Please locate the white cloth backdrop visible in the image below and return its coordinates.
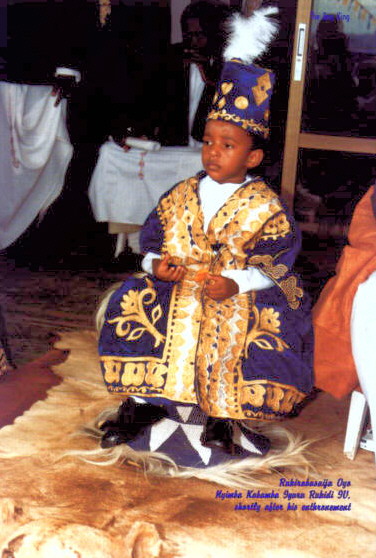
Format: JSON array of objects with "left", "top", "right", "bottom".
[
  {"left": 88, "top": 140, "right": 202, "bottom": 227},
  {"left": 0, "top": 82, "right": 73, "bottom": 249}
]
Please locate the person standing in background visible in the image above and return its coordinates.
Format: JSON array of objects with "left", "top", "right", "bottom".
[
  {"left": 157, "top": 0, "right": 233, "bottom": 147},
  {"left": 4, "top": 0, "right": 170, "bottom": 271}
]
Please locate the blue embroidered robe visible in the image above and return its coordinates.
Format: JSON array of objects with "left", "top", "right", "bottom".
[{"left": 99, "top": 174, "right": 314, "bottom": 420}]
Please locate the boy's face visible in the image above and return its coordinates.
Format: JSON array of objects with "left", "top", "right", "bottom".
[{"left": 202, "top": 120, "right": 264, "bottom": 184}]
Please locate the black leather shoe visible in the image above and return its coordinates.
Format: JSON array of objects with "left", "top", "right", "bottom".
[
  {"left": 200, "top": 417, "right": 243, "bottom": 456},
  {"left": 100, "top": 399, "right": 168, "bottom": 448},
  {"left": 100, "top": 427, "right": 132, "bottom": 448},
  {"left": 237, "top": 422, "right": 271, "bottom": 455}
]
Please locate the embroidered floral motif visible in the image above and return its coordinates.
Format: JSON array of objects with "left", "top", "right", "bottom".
[
  {"left": 104, "top": 360, "right": 169, "bottom": 391},
  {"left": 266, "top": 385, "right": 285, "bottom": 411},
  {"left": 207, "top": 108, "right": 269, "bottom": 137},
  {"left": 121, "top": 362, "right": 145, "bottom": 387},
  {"left": 241, "top": 383, "right": 266, "bottom": 407},
  {"left": 240, "top": 382, "right": 306, "bottom": 414},
  {"left": 103, "top": 360, "right": 122, "bottom": 384},
  {"left": 261, "top": 213, "right": 291, "bottom": 241},
  {"left": 247, "top": 254, "right": 288, "bottom": 281},
  {"left": 145, "top": 363, "right": 168, "bottom": 388},
  {"left": 245, "top": 305, "right": 289, "bottom": 355},
  {"left": 108, "top": 278, "right": 165, "bottom": 348},
  {"left": 279, "top": 276, "right": 304, "bottom": 310}
]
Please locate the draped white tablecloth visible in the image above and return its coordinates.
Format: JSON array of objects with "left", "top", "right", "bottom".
[
  {"left": 88, "top": 140, "right": 203, "bottom": 227},
  {"left": 0, "top": 82, "right": 73, "bottom": 249}
]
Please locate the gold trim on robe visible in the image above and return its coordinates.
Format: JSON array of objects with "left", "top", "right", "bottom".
[{"left": 100, "top": 177, "right": 310, "bottom": 419}]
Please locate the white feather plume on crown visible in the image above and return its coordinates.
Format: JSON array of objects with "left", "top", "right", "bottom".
[{"left": 223, "top": 6, "right": 279, "bottom": 64}]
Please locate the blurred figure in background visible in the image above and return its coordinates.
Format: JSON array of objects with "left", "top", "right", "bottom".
[
  {"left": 304, "top": 15, "right": 357, "bottom": 134},
  {"left": 153, "top": 0, "right": 233, "bottom": 147}
]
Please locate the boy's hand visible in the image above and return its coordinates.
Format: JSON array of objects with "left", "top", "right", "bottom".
[
  {"left": 153, "top": 254, "right": 186, "bottom": 282},
  {"left": 204, "top": 274, "right": 239, "bottom": 301}
]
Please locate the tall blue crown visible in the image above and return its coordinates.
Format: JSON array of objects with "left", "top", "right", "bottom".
[{"left": 207, "top": 7, "right": 278, "bottom": 138}]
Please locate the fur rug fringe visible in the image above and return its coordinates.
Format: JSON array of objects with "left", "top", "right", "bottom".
[
  {"left": 63, "top": 409, "right": 317, "bottom": 490},
  {"left": 95, "top": 282, "right": 122, "bottom": 332}
]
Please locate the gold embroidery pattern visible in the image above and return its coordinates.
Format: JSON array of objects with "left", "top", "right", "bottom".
[
  {"left": 157, "top": 177, "right": 213, "bottom": 266},
  {"left": 108, "top": 277, "right": 165, "bottom": 348},
  {"left": 102, "top": 178, "right": 307, "bottom": 417},
  {"left": 102, "top": 281, "right": 201, "bottom": 402},
  {"left": 234, "top": 96, "right": 249, "bottom": 109},
  {"left": 103, "top": 360, "right": 122, "bottom": 385},
  {"left": 218, "top": 97, "right": 226, "bottom": 109},
  {"left": 261, "top": 213, "right": 291, "bottom": 242},
  {"left": 240, "top": 381, "right": 306, "bottom": 417},
  {"left": 207, "top": 109, "right": 269, "bottom": 138},
  {"left": 246, "top": 253, "right": 303, "bottom": 310},
  {"left": 195, "top": 293, "right": 249, "bottom": 418},
  {"left": 105, "top": 361, "right": 168, "bottom": 394},
  {"left": 279, "top": 276, "right": 304, "bottom": 310},
  {"left": 208, "top": 65, "right": 272, "bottom": 139},
  {"left": 245, "top": 304, "right": 289, "bottom": 356},
  {"left": 193, "top": 180, "right": 296, "bottom": 418},
  {"left": 207, "top": 182, "right": 281, "bottom": 261},
  {"left": 247, "top": 254, "right": 288, "bottom": 281},
  {"left": 252, "top": 72, "right": 272, "bottom": 106},
  {"left": 122, "top": 362, "right": 147, "bottom": 387},
  {"left": 102, "top": 179, "right": 214, "bottom": 401},
  {"left": 161, "top": 278, "right": 202, "bottom": 403},
  {"left": 221, "top": 82, "right": 234, "bottom": 95}
]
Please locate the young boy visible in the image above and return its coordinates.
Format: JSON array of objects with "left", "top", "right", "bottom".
[{"left": 98, "top": 7, "right": 314, "bottom": 468}]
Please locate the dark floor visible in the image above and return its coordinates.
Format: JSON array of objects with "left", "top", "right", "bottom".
[{"left": 0, "top": 251, "right": 125, "bottom": 367}]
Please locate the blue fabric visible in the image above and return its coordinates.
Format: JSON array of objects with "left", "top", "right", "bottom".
[
  {"left": 207, "top": 59, "right": 275, "bottom": 137},
  {"left": 127, "top": 401, "right": 269, "bottom": 468},
  {"left": 99, "top": 174, "right": 314, "bottom": 420}
]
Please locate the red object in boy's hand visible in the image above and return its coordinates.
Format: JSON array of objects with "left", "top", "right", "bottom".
[{"left": 194, "top": 269, "right": 209, "bottom": 282}]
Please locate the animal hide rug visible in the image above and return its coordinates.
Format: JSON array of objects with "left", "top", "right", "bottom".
[{"left": 0, "top": 330, "right": 375, "bottom": 557}]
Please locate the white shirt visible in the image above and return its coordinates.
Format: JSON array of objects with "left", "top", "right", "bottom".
[
  {"left": 142, "top": 174, "right": 274, "bottom": 293},
  {"left": 188, "top": 64, "right": 205, "bottom": 148}
]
